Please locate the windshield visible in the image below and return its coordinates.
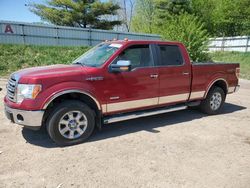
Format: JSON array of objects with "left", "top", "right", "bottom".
[{"left": 73, "top": 43, "right": 122, "bottom": 67}]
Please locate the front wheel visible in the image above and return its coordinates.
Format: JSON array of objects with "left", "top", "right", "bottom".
[
  {"left": 200, "top": 87, "right": 226, "bottom": 115},
  {"left": 46, "top": 100, "right": 95, "bottom": 146}
]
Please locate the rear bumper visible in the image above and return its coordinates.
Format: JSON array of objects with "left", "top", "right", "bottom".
[
  {"left": 4, "top": 105, "right": 44, "bottom": 130},
  {"left": 228, "top": 85, "right": 240, "bottom": 94}
]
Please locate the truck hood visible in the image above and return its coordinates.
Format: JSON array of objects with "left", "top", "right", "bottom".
[{"left": 14, "top": 64, "right": 85, "bottom": 84}]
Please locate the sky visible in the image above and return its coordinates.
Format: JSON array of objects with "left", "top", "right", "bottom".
[
  {"left": 0, "top": 0, "right": 44, "bottom": 23},
  {"left": 0, "top": 0, "right": 123, "bottom": 31},
  {"left": 0, "top": 0, "right": 108, "bottom": 23}
]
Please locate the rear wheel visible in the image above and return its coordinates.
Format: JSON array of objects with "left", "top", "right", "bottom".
[
  {"left": 46, "top": 100, "right": 95, "bottom": 146},
  {"left": 200, "top": 87, "right": 226, "bottom": 115}
]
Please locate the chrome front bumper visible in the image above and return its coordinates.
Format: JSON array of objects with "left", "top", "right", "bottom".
[{"left": 4, "top": 105, "right": 44, "bottom": 130}]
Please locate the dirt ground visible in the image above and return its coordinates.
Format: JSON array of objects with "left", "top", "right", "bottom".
[{"left": 0, "top": 78, "right": 250, "bottom": 188}]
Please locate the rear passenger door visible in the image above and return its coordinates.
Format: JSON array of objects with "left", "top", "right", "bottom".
[{"left": 156, "top": 44, "right": 191, "bottom": 105}]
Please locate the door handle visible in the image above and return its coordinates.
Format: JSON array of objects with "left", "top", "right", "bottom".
[
  {"left": 150, "top": 74, "right": 158, "bottom": 78},
  {"left": 182, "top": 72, "right": 190, "bottom": 75}
]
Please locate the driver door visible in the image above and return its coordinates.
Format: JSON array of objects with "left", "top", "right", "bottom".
[{"left": 103, "top": 44, "right": 159, "bottom": 114}]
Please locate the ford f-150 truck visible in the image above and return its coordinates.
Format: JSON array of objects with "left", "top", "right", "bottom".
[{"left": 4, "top": 40, "right": 240, "bottom": 146}]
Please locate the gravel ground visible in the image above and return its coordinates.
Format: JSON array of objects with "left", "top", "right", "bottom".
[{"left": 0, "top": 79, "right": 250, "bottom": 188}]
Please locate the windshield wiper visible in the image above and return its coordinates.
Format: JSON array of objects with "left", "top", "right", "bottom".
[
  {"left": 74, "top": 61, "right": 98, "bottom": 67},
  {"left": 74, "top": 61, "right": 85, "bottom": 66}
]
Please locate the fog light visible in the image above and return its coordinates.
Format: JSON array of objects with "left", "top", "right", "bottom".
[{"left": 17, "top": 114, "right": 24, "bottom": 121}]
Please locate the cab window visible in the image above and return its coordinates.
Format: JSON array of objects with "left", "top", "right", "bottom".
[
  {"left": 158, "top": 45, "right": 184, "bottom": 66},
  {"left": 113, "top": 45, "right": 154, "bottom": 69}
]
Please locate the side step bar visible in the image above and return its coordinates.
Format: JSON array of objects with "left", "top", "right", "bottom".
[{"left": 103, "top": 105, "right": 188, "bottom": 124}]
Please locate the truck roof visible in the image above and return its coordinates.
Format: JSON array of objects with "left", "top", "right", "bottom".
[{"left": 106, "top": 40, "right": 184, "bottom": 46}]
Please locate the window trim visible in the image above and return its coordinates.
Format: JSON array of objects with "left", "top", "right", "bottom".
[
  {"left": 108, "top": 44, "right": 156, "bottom": 72},
  {"left": 155, "top": 44, "right": 185, "bottom": 67}
]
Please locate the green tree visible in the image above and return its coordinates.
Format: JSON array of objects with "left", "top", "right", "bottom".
[
  {"left": 213, "top": 0, "right": 250, "bottom": 36},
  {"left": 131, "top": 0, "right": 210, "bottom": 61},
  {"left": 156, "top": 14, "right": 210, "bottom": 61},
  {"left": 131, "top": 0, "right": 156, "bottom": 33},
  {"left": 169, "top": 0, "right": 192, "bottom": 14},
  {"left": 191, "top": 0, "right": 216, "bottom": 35},
  {"left": 239, "top": 0, "right": 250, "bottom": 35},
  {"left": 29, "top": 0, "right": 121, "bottom": 30},
  {"left": 154, "top": 0, "right": 192, "bottom": 27},
  {"left": 192, "top": 0, "right": 250, "bottom": 36}
]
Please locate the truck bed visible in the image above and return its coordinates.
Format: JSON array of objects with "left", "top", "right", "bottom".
[{"left": 191, "top": 62, "right": 240, "bottom": 94}]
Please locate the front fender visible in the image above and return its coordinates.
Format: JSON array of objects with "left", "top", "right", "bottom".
[{"left": 39, "top": 81, "right": 102, "bottom": 110}]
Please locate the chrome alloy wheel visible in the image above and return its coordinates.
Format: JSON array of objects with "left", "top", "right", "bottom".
[
  {"left": 58, "top": 111, "right": 88, "bottom": 139},
  {"left": 210, "top": 92, "right": 222, "bottom": 111}
]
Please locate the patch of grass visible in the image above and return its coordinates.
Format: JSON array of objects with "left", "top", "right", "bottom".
[
  {"left": 211, "top": 51, "right": 250, "bottom": 80},
  {"left": 0, "top": 44, "right": 90, "bottom": 77}
]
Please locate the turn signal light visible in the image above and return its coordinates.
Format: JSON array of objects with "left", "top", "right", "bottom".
[
  {"left": 120, "top": 67, "right": 129, "bottom": 71},
  {"left": 32, "top": 85, "right": 42, "bottom": 98}
]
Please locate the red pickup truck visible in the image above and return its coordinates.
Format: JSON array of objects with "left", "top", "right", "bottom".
[{"left": 4, "top": 40, "right": 240, "bottom": 146}]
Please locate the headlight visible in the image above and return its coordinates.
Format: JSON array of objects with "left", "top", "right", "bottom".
[{"left": 17, "top": 84, "right": 42, "bottom": 103}]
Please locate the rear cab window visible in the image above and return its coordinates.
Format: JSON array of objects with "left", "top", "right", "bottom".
[{"left": 158, "top": 45, "right": 184, "bottom": 66}]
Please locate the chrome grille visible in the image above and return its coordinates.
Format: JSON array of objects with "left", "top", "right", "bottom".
[{"left": 7, "top": 76, "right": 17, "bottom": 102}]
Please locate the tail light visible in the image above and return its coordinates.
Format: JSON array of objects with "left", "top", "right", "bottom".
[{"left": 236, "top": 68, "right": 240, "bottom": 79}]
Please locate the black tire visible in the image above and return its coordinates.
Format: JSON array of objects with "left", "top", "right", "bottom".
[
  {"left": 46, "top": 100, "right": 95, "bottom": 146},
  {"left": 200, "top": 87, "right": 226, "bottom": 115}
]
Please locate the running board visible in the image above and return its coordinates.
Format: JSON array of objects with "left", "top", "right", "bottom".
[{"left": 103, "top": 105, "right": 188, "bottom": 124}]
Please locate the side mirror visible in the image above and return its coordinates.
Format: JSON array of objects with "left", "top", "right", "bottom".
[{"left": 110, "top": 60, "right": 132, "bottom": 73}]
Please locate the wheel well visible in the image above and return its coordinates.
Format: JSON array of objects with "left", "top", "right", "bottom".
[
  {"left": 42, "top": 92, "right": 100, "bottom": 127},
  {"left": 209, "top": 80, "right": 228, "bottom": 96}
]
